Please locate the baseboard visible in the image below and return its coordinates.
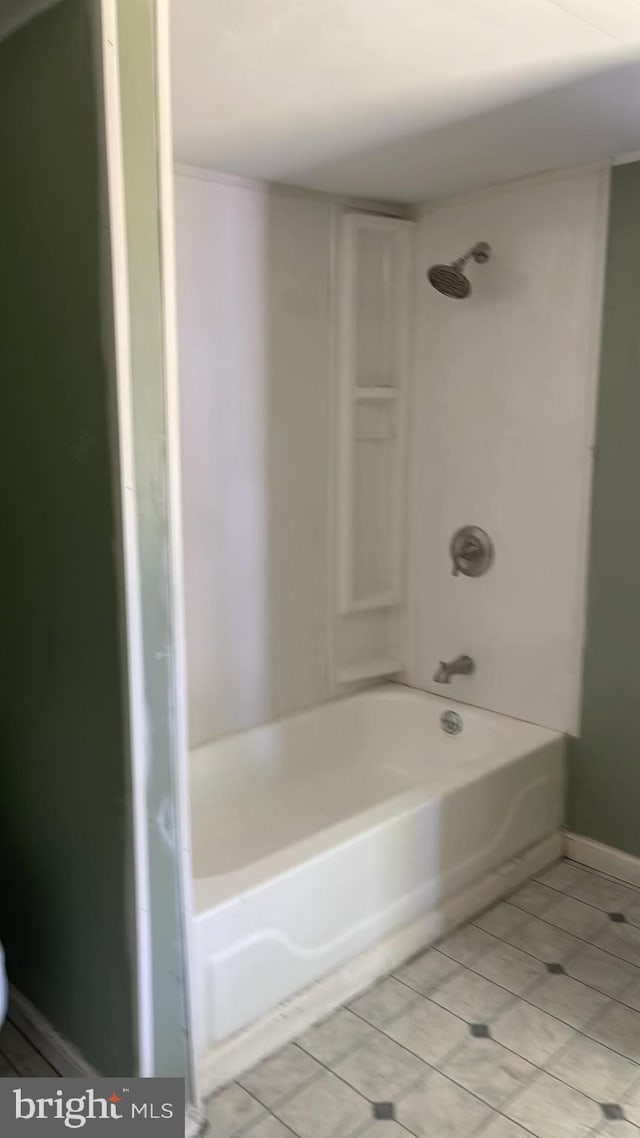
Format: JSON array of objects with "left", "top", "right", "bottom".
[
  {"left": 185, "top": 1104, "right": 209, "bottom": 1137},
  {"left": 8, "top": 986, "right": 96, "bottom": 1077},
  {"left": 11, "top": 986, "right": 207, "bottom": 1136},
  {"left": 198, "top": 831, "right": 562, "bottom": 1098},
  {"left": 564, "top": 830, "right": 640, "bottom": 887}
]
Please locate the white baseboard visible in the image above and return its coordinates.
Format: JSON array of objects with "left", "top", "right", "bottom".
[
  {"left": 8, "top": 986, "right": 96, "bottom": 1077},
  {"left": 198, "top": 831, "right": 562, "bottom": 1098},
  {"left": 185, "top": 1104, "right": 209, "bottom": 1137},
  {"left": 564, "top": 831, "right": 640, "bottom": 887}
]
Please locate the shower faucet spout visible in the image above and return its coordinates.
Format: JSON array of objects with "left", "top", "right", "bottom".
[{"left": 433, "top": 655, "right": 474, "bottom": 684}]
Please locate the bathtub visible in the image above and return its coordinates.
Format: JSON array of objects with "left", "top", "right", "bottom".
[{"left": 190, "top": 685, "right": 565, "bottom": 1080}]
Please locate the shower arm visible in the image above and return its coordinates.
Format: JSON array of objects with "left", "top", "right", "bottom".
[
  {"left": 452, "top": 249, "right": 474, "bottom": 272},
  {"left": 453, "top": 243, "right": 491, "bottom": 271}
]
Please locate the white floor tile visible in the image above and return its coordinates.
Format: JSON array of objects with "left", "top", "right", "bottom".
[
  {"left": 596, "top": 924, "right": 640, "bottom": 970},
  {"left": 218, "top": 863, "right": 640, "bottom": 1138},
  {"left": 334, "top": 1030, "right": 426, "bottom": 1100},
  {"left": 349, "top": 977, "right": 419, "bottom": 1028},
  {"left": 206, "top": 1085, "right": 266, "bottom": 1138},
  {"left": 491, "top": 1000, "right": 573, "bottom": 1065},
  {"left": 396, "top": 1068, "right": 491, "bottom": 1138},
  {"left": 542, "top": 895, "right": 610, "bottom": 941},
  {"left": 545, "top": 1033, "right": 639, "bottom": 1101},
  {"left": 565, "top": 944, "right": 640, "bottom": 1000},
  {"left": 620, "top": 1076, "right": 640, "bottom": 1127},
  {"left": 588, "top": 1002, "right": 640, "bottom": 1063},
  {"left": 626, "top": 898, "right": 640, "bottom": 927},
  {"left": 620, "top": 977, "right": 640, "bottom": 1013},
  {"left": 571, "top": 873, "right": 640, "bottom": 918},
  {"left": 243, "top": 1118, "right": 297, "bottom": 1138},
  {"left": 385, "top": 996, "right": 468, "bottom": 1065},
  {"left": 297, "top": 1009, "right": 375, "bottom": 1066},
  {"left": 277, "top": 1072, "right": 370, "bottom": 1138},
  {"left": 505, "top": 915, "right": 582, "bottom": 963},
  {"left": 596, "top": 1123, "right": 640, "bottom": 1137},
  {"left": 507, "top": 881, "right": 557, "bottom": 918},
  {"left": 240, "top": 1045, "right": 322, "bottom": 1109},
  {"left": 527, "top": 973, "right": 610, "bottom": 1029},
  {"left": 506, "top": 1071, "right": 601, "bottom": 1137},
  {"left": 357, "top": 1123, "right": 415, "bottom": 1138},
  {"left": 474, "top": 903, "right": 528, "bottom": 938},
  {"left": 536, "top": 862, "right": 589, "bottom": 895},
  {"left": 430, "top": 968, "right": 513, "bottom": 1023},
  {"left": 473, "top": 940, "right": 546, "bottom": 995},
  {"left": 437, "top": 924, "right": 497, "bottom": 965},
  {"left": 478, "top": 1117, "right": 533, "bottom": 1137},
  {"left": 440, "top": 1037, "right": 535, "bottom": 1109},
  {"left": 394, "top": 949, "right": 459, "bottom": 996}
]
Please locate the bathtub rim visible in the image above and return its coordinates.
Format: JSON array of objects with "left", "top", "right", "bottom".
[{"left": 192, "top": 722, "right": 562, "bottom": 913}]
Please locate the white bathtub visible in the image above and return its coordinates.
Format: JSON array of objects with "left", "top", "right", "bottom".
[{"left": 190, "top": 685, "right": 565, "bottom": 1077}]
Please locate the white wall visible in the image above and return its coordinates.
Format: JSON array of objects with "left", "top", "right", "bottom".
[
  {"left": 406, "top": 165, "right": 609, "bottom": 734},
  {"left": 175, "top": 170, "right": 335, "bottom": 745}
]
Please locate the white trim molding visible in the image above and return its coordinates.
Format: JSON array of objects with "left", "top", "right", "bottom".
[
  {"left": 99, "top": 0, "right": 154, "bottom": 1076},
  {"left": 564, "top": 831, "right": 640, "bottom": 887},
  {"left": 155, "top": 0, "right": 199, "bottom": 1100}
]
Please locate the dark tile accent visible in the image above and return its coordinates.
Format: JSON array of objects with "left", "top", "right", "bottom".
[
  {"left": 601, "top": 1104, "right": 624, "bottom": 1120},
  {"left": 469, "top": 1024, "right": 490, "bottom": 1038},
  {"left": 373, "top": 1103, "right": 395, "bottom": 1121},
  {"left": 609, "top": 913, "right": 627, "bottom": 923},
  {"left": 546, "top": 962, "right": 565, "bottom": 974}
]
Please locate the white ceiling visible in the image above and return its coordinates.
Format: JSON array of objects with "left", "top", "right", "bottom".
[{"left": 171, "top": 0, "right": 640, "bottom": 202}]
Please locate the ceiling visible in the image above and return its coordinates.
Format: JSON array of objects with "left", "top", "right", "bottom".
[{"left": 170, "top": 0, "right": 640, "bottom": 202}]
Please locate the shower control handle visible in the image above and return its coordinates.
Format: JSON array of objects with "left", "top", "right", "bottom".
[{"left": 450, "top": 526, "right": 494, "bottom": 578}]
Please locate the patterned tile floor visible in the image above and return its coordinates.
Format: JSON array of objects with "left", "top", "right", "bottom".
[{"left": 207, "top": 859, "right": 640, "bottom": 1138}]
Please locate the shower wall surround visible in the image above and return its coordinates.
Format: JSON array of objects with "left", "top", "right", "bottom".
[
  {"left": 406, "top": 165, "right": 609, "bottom": 734},
  {"left": 176, "top": 163, "right": 613, "bottom": 749},
  {"left": 176, "top": 169, "right": 414, "bottom": 746},
  {"left": 176, "top": 171, "right": 336, "bottom": 744}
]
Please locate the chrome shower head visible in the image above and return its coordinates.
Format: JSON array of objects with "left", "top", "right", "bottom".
[
  {"left": 427, "top": 242, "right": 491, "bottom": 299},
  {"left": 427, "top": 262, "right": 471, "bottom": 299}
]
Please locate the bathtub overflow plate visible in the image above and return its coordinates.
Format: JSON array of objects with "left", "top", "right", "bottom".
[{"left": 441, "top": 710, "right": 463, "bottom": 736}]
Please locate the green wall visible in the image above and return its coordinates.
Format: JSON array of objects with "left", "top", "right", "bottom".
[
  {"left": 569, "top": 160, "right": 640, "bottom": 857},
  {"left": 0, "top": 0, "right": 135, "bottom": 1072}
]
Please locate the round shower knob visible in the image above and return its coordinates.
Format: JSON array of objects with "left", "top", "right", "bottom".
[{"left": 450, "top": 526, "right": 494, "bottom": 577}]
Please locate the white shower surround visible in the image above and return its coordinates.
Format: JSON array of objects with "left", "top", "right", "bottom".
[
  {"left": 190, "top": 685, "right": 564, "bottom": 1083},
  {"left": 407, "top": 163, "right": 609, "bottom": 733}
]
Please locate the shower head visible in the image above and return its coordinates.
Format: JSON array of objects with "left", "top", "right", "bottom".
[
  {"left": 427, "top": 242, "right": 491, "bottom": 299},
  {"left": 427, "top": 262, "right": 471, "bottom": 299}
]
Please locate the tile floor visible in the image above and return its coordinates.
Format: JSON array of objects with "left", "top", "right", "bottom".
[
  {"left": 207, "top": 859, "right": 640, "bottom": 1138},
  {"left": 0, "top": 1001, "right": 59, "bottom": 1076}
]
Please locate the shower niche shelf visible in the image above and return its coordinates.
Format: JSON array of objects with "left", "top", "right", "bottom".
[{"left": 333, "top": 210, "right": 413, "bottom": 684}]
